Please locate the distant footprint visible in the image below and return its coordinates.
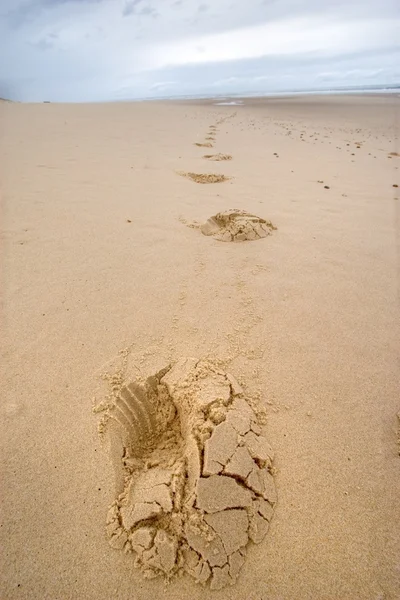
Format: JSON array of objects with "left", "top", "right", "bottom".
[
  {"left": 101, "top": 358, "right": 276, "bottom": 590},
  {"left": 201, "top": 209, "right": 277, "bottom": 242},
  {"left": 203, "top": 153, "right": 232, "bottom": 161},
  {"left": 194, "top": 142, "right": 213, "bottom": 148},
  {"left": 177, "top": 171, "right": 230, "bottom": 184},
  {"left": 216, "top": 112, "right": 237, "bottom": 125}
]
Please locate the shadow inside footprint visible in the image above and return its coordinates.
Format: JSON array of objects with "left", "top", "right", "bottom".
[
  {"left": 101, "top": 358, "right": 277, "bottom": 590},
  {"left": 203, "top": 153, "right": 233, "bottom": 161},
  {"left": 104, "top": 367, "right": 179, "bottom": 493}
]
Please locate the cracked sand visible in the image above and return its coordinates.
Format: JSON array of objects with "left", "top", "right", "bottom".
[
  {"left": 201, "top": 209, "right": 277, "bottom": 242},
  {"left": 99, "top": 358, "right": 276, "bottom": 590}
]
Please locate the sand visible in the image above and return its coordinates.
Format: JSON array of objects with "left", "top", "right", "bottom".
[{"left": 1, "top": 95, "right": 399, "bottom": 599}]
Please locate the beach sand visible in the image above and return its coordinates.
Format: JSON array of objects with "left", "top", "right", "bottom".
[{"left": 1, "top": 95, "right": 399, "bottom": 599}]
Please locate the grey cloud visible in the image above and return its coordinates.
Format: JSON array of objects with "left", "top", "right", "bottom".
[
  {"left": 112, "top": 47, "right": 400, "bottom": 100},
  {"left": 29, "top": 31, "right": 59, "bottom": 51},
  {"left": 3, "top": 0, "right": 105, "bottom": 28},
  {"left": 3, "top": 1, "right": 45, "bottom": 28},
  {"left": 139, "top": 6, "right": 158, "bottom": 17},
  {"left": 122, "top": 0, "right": 145, "bottom": 17},
  {"left": 0, "top": 79, "right": 20, "bottom": 101},
  {"left": 122, "top": 1, "right": 158, "bottom": 18},
  {"left": 31, "top": 37, "right": 55, "bottom": 51},
  {"left": 0, "top": 0, "right": 399, "bottom": 101}
]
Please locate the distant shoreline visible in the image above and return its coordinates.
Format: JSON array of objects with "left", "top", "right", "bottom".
[
  {"left": 133, "top": 85, "right": 400, "bottom": 103},
  {"left": 1, "top": 85, "right": 399, "bottom": 105}
]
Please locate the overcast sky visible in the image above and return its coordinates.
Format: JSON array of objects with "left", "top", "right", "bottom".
[{"left": 0, "top": 0, "right": 399, "bottom": 101}]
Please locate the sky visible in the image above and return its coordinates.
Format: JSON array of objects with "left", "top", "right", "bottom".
[{"left": 0, "top": 0, "right": 399, "bottom": 102}]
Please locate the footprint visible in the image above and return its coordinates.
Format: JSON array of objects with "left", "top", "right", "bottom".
[
  {"left": 178, "top": 215, "right": 201, "bottom": 229},
  {"left": 194, "top": 142, "right": 213, "bottom": 148},
  {"left": 203, "top": 153, "right": 232, "bottom": 161},
  {"left": 201, "top": 209, "right": 277, "bottom": 242},
  {"left": 177, "top": 172, "right": 230, "bottom": 184},
  {"left": 216, "top": 112, "right": 237, "bottom": 125},
  {"left": 100, "top": 358, "right": 276, "bottom": 589}
]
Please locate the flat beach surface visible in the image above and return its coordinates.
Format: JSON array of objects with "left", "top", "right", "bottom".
[{"left": 1, "top": 95, "right": 399, "bottom": 599}]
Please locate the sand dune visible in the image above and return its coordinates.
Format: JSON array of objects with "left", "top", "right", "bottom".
[{"left": 1, "top": 95, "right": 399, "bottom": 599}]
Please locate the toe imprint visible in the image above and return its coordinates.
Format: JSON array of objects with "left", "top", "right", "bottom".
[{"left": 100, "top": 358, "right": 276, "bottom": 588}]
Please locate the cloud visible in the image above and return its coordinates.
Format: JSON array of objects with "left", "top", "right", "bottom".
[
  {"left": 151, "top": 16, "right": 400, "bottom": 69},
  {"left": 4, "top": 0, "right": 105, "bottom": 28},
  {"left": 139, "top": 6, "right": 158, "bottom": 17},
  {"left": 31, "top": 37, "right": 55, "bottom": 51},
  {"left": 0, "top": 0, "right": 399, "bottom": 101},
  {"left": 122, "top": 0, "right": 145, "bottom": 17},
  {"left": 149, "top": 80, "right": 177, "bottom": 91},
  {"left": 121, "top": 0, "right": 158, "bottom": 18}
]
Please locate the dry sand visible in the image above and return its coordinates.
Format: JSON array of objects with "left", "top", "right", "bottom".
[{"left": 1, "top": 95, "right": 399, "bottom": 599}]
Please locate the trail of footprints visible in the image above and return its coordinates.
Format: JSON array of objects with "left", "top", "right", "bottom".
[
  {"left": 101, "top": 103, "right": 397, "bottom": 587},
  {"left": 101, "top": 359, "right": 276, "bottom": 590},
  {"left": 180, "top": 114, "right": 235, "bottom": 185},
  {"left": 178, "top": 112, "right": 277, "bottom": 241},
  {"left": 97, "top": 110, "right": 278, "bottom": 591}
]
